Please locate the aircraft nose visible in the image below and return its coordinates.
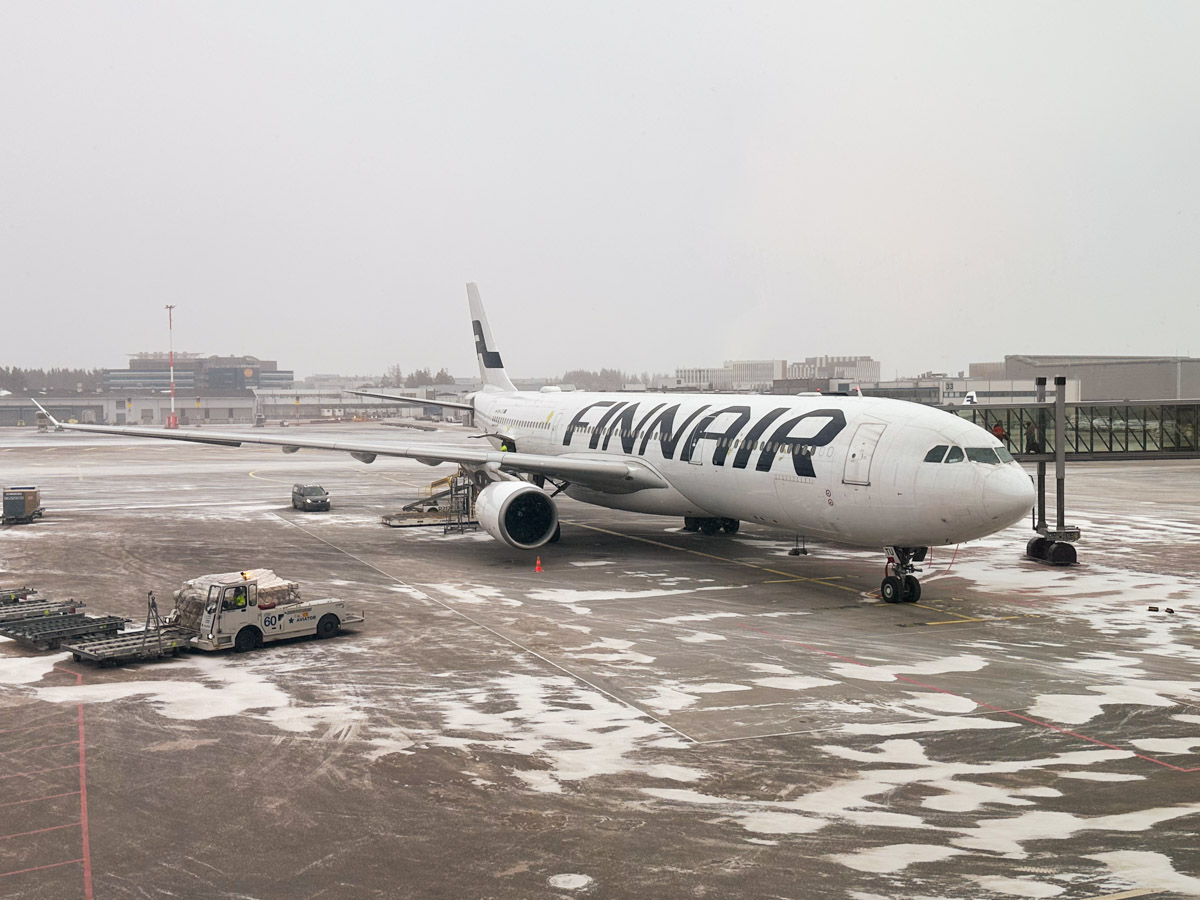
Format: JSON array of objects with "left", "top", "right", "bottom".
[{"left": 982, "top": 466, "right": 1036, "bottom": 525}]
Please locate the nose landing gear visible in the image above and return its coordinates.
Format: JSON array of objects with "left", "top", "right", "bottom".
[{"left": 881, "top": 546, "right": 927, "bottom": 603}]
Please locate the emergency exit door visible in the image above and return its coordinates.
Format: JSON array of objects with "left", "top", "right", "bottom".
[{"left": 842, "top": 422, "right": 886, "bottom": 486}]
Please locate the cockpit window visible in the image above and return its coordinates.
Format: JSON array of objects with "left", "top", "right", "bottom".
[
  {"left": 965, "top": 448, "right": 1002, "bottom": 464},
  {"left": 996, "top": 447, "right": 1015, "bottom": 463},
  {"left": 944, "top": 446, "right": 964, "bottom": 463},
  {"left": 924, "top": 445, "right": 948, "bottom": 463}
]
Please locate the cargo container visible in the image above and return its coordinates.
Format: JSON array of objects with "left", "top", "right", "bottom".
[{"left": 2, "top": 487, "right": 43, "bottom": 525}]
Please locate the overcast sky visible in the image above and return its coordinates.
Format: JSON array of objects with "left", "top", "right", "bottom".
[{"left": 3, "top": 2, "right": 1199, "bottom": 381}]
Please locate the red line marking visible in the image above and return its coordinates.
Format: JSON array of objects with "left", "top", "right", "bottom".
[
  {"left": 0, "top": 739, "right": 80, "bottom": 756},
  {"left": 53, "top": 665, "right": 95, "bottom": 900},
  {"left": 0, "top": 790, "right": 81, "bottom": 810},
  {"left": 0, "top": 763, "right": 81, "bottom": 781},
  {"left": 735, "top": 623, "right": 1200, "bottom": 773},
  {"left": 0, "top": 857, "right": 84, "bottom": 879},
  {"left": 0, "top": 821, "right": 81, "bottom": 841},
  {"left": 77, "top": 702, "right": 93, "bottom": 900}
]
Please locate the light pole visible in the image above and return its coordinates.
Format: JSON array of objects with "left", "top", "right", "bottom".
[{"left": 165, "top": 304, "right": 178, "bottom": 428}]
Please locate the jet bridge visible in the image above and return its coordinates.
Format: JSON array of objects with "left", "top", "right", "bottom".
[
  {"left": 948, "top": 377, "right": 1200, "bottom": 564},
  {"left": 952, "top": 399, "right": 1200, "bottom": 461}
]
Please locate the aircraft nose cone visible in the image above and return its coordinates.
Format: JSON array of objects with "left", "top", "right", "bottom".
[{"left": 982, "top": 467, "right": 1036, "bottom": 525}]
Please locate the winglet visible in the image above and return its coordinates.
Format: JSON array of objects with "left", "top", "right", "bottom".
[{"left": 29, "top": 398, "right": 60, "bottom": 428}]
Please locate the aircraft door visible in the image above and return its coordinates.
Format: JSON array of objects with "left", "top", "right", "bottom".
[{"left": 843, "top": 422, "right": 886, "bottom": 486}]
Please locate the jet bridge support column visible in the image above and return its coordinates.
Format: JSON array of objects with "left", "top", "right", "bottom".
[{"left": 1026, "top": 375, "right": 1079, "bottom": 565}]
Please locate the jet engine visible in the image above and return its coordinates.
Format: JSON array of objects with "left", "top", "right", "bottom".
[{"left": 475, "top": 481, "right": 559, "bottom": 550}]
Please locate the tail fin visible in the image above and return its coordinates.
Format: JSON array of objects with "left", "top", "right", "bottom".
[{"left": 467, "top": 283, "right": 517, "bottom": 392}]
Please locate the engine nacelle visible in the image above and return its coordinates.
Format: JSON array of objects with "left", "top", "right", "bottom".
[{"left": 475, "top": 481, "right": 559, "bottom": 550}]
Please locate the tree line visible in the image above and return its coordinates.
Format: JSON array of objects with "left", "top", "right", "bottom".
[
  {"left": 0, "top": 367, "right": 103, "bottom": 393},
  {"left": 378, "top": 366, "right": 458, "bottom": 388}
]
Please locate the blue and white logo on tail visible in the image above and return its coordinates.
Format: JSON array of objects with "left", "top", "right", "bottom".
[{"left": 467, "top": 282, "right": 516, "bottom": 393}]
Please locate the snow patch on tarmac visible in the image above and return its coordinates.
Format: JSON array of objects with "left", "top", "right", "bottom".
[
  {"left": 418, "top": 671, "right": 703, "bottom": 792},
  {"left": 26, "top": 651, "right": 365, "bottom": 735},
  {"left": 0, "top": 650, "right": 68, "bottom": 684}
]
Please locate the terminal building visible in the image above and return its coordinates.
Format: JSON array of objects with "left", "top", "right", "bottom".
[
  {"left": 973, "top": 355, "right": 1200, "bottom": 401},
  {"left": 674, "top": 357, "right": 879, "bottom": 392},
  {"left": 102, "top": 352, "right": 294, "bottom": 392}
]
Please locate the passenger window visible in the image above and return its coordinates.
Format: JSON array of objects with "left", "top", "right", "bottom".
[
  {"left": 945, "top": 446, "right": 964, "bottom": 463},
  {"left": 924, "top": 445, "right": 948, "bottom": 463}
]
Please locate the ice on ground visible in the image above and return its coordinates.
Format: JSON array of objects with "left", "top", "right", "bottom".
[
  {"left": 1028, "top": 682, "right": 1197, "bottom": 725},
  {"left": 752, "top": 675, "right": 839, "bottom": 692},
  {"left": 1129, "top": 737, "right": 1200, "bottom": 754},
  {"left": 676, "top": 631, "right": 726, "bottom": 643},
  {"left": 0, "top": 650, "right": 68, "bottom": 685},
  {"left": 418, "top": 671, "right": 704, "bottom": 792},
  {"left": 830, "top": 654, "right": 989, "bottom": 683},
  {"left": 29, "top": 652, "right": 364, "bottom": 735},
  {"left": 1086, "top": 850, "right": 1200, "bottom": 895},
  {"left": 965, "top": 875, "right": 1064, "bottom": 897},
  {"left": 547, "top": 874, "right": 594, "bottom": 891},
  {"left": 829, "top": 844, "right": 964, "bottom": 874},
  {"left": 650, "top": 612, "right": 743, "bottom": 625}
]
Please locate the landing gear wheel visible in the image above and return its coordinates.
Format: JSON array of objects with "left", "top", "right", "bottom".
[
  {"left": 549, "top": 523, "right": 561, "bottom": 543},
  {"left": 1049, "top": 542, "right": 1077, "bottom": 565},
  {"left": 1026, "top": 536, "right": 1051, "bottom": 560},
  {"left": 316, "top": 614, "right": 340, "bottom": 639},
  {"left": 903, "top": 575, "right": 922, "bottom": 603},
  {"left": 720, "top": 519, "right": 740, "bottom": 534},
  {"left": 682, "top": 517, "right": 700, "bottom": 532},
  {"left": 881, "top": 575, "right": 903, "bottom": 604},
  {"left": 699, "top": 518, "right": 722, "bottom": 536}
]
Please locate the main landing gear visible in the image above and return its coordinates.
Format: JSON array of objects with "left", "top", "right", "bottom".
[
  {"left": 682, "top": 516, "right": 740, "bottom": 535},
  {"left": 880, "top": 546, "right": 927, "bottom": 603}
]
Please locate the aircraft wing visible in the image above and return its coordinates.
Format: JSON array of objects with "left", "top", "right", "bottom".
[
  {"left": 343, "top": 389, "right": 475, "bottom": 411},
  {"left": 31, "top": 405, "right": 665, "bottom": 494}
]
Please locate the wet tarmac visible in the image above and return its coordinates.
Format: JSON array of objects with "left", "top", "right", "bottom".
[{"left": 1, "top": 423, "right": 1198, "bottom": 899}]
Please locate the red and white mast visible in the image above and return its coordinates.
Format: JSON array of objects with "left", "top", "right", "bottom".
[{"left": 165, "top": 304, "right": 178, "bottom": 429}]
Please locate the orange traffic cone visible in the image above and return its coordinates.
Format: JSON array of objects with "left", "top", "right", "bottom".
[{"left": 535, "top": 556, "right": 543, "bottom": 573}]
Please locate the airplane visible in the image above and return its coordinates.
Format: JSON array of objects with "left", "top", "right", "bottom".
[{"left": 33, "top": 283, "right": 1035, "bottom": 603}]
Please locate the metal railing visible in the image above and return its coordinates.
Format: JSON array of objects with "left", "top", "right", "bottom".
[{"left": 950, "top": 400, "right": 1200, "bottom": 461}]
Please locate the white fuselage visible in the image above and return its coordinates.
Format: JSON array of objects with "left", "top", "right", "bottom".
[{"left": 472, "top": 389, "right": 1034, "bottom": 548}]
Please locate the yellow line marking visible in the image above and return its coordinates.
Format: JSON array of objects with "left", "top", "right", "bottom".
[
  {"left": 762, "top": 577, "right": 848, "bottom": 587},
  {"left": 898, "top": 614, "right": 1044, "bottom": 628},
  {"left": 568, "top": 522, "right": 859, "bottom": 591},
  {"left": 911, "top": 601, "right": 976, "bottom": 622},
  {"left": 247, "top": 471, "right": 295, "bottom": 485}
]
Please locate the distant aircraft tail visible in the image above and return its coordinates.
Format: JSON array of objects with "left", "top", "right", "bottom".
[{"left": 467, "top": 283, "right": 517, "bottom": 393}]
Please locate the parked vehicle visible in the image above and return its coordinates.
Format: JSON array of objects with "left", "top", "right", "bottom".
[
  {"left": 3, "top": 487, "right": 44, "bottom": 525},
  {"left": 292, "top": 483, "right": 331, "bottom": 511}
]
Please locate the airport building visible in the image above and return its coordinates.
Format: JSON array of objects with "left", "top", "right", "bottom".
[
  {"left": 973, "top": 355, "right": 1200, "bottom": 401},
  {"left": 787, "top": 355, "right": 881, "bottom": 382},
  {"left": 102, "top": 352, "right": 295, "bottom": 392},
  {"left": 675, "top": 357, "right": 879, "bottom": 393},
  {"left": 672, "top": 367, "right": 736, "bottom": 391}
]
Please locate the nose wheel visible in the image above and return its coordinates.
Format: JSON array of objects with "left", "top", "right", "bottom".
[{"left": 881, "top": 546, "right": 926, "bottom": 603}]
